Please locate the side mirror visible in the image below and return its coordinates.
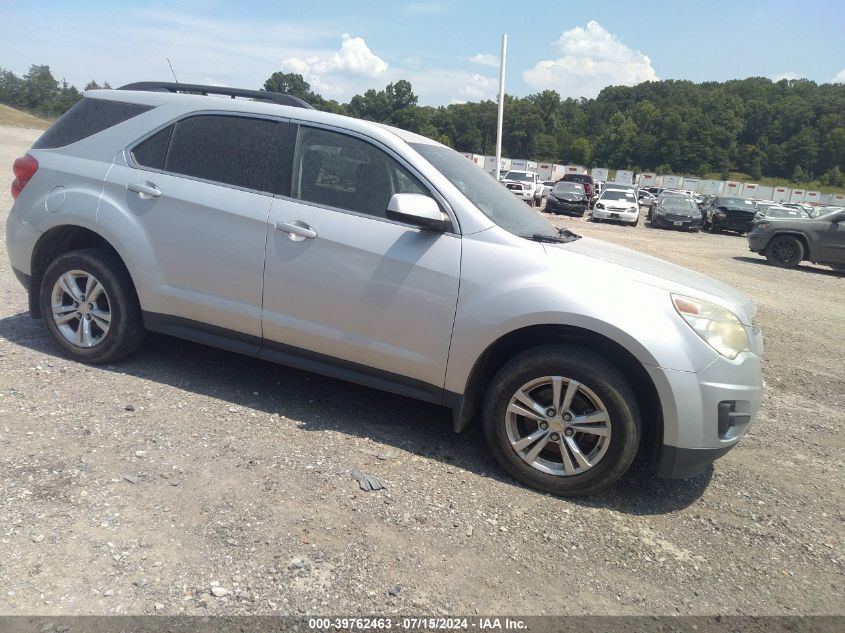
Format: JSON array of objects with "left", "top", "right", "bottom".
[
  {"left": 386, "top": 193, "right": 451, "bottom": 232},
  {"left": 833, "top": 212, "right": 845, "bottom": 223}
]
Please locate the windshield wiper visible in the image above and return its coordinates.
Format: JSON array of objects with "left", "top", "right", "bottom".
[{"left": 524, "top": 228, "right": 581, "bottom": 244}]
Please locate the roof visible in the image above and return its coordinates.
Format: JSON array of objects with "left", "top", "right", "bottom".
[{"left": 87, "top": 83, "right": 445, "bottom": 149}]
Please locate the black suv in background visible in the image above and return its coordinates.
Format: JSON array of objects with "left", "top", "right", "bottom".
[
  {"left": 545, "top": 181, "right": 589, "bottom": 216},
  {"left": 561, "top": 173, "right": 595, "bottom": 201},
  {"left": 702, "top": 196, "right": 757, "bottom": 234}
]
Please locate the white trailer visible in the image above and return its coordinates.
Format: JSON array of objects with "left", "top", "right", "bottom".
[
  {"left": 700, "top": 180, "right": 723, "bottom": 195},
  {"left": 740, "top": 183, "right": 760, "bottom": 198},
  {"left": 638, "top": 172, "right": 657, "bottom": 188},
  {"left": 661, "top": 174, "right": 682, "bottom": 189},
  {"left": 591, "top": 167, "right": 610, "bottom": 183},
  {"left": 613, "top": 169, "right": 634, "bottom": 185},
  {"left": 682, "top": 176, "right": 700, "bottom": 193},
  {"left": 722, "top": 181, "right": 742, "bottom": 197},
  {"left": 804, "top": 191, "right": 821, "bottom": 205},
  {"left": 751, "top": 185, "right": 775, "bottom": 200},
  {"left": 772, "top": 185, "right": 790, "bottom": 202},
  {"left": 537, "top": 163, "right": 554, "bottom": 180},
  {"left": 830, "top": 193, "right": 845, "bottom": 207},
  {"left": 510, "top": 158, "right": 528, "bottom": 171},
  {"left": 485, "top": 156, "right": 512, "bottom": 178},
  {"left": 789, "top": 188, "right": 806, "bottom": 203},
  {"left": 461, "top": 153, "right": 486, "bottom": 168},
  {"left": 564, "top": 164, "right": 588, "bottom": 176}
]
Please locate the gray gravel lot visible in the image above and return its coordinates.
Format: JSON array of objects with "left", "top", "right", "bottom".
[{"left": 0, "top": 124, "right": 843, "bottom": 616}]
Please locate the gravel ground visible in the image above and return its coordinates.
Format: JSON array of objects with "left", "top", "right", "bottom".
[{"left": 0, "top": 124, "right": 843, "bottom": 616}]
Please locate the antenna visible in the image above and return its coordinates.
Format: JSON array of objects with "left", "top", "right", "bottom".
[{"left": 166, "top": 58, "right": 179, "bottom": 84}]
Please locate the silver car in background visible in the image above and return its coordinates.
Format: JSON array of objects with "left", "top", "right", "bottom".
[{"left": 6, "top": 82, "right": 763, "bottom": 496}]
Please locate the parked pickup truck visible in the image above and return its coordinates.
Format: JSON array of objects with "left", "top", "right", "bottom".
[{"left": 501, "top": 170, "right": 545, "bottom": 207}]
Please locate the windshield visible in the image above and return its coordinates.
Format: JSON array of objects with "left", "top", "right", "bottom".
[
  {"left": 602, "top": 190, "right": 636, "bottom": 202},
  {"left": 664, "top": 198, "right": 696, "bottom": 210},
  {"left": 766, "top": 207, "right": 804, "bottom": 218},
  {"left": 412, "top": 143, "right": 557, "bottom": 237},
  {"left": 553, "top": 182, "right": 584, "bottom": 194},
  {"left": 503, "top": 171, "right": 533, "bottom": 182}
]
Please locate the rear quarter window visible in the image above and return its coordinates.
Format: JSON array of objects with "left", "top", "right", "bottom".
[{"left": 32, "top": 98, "right": 153, "bottom": 149}]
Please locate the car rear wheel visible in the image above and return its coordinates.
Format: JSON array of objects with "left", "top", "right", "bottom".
[
  {"left": 765, "top": 235, "right": 804, "bottom": 268},
  {"left": 40, "top": 249, "right": 145, "bottom": 363},
  {"left": 482, "top": 345, "right": 640, "bottom": 496}
]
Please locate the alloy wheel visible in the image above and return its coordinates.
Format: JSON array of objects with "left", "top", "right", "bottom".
[
  {"left": 505, "top": 376, "right": 611, "bottom": 476},
  {"left": 771, "top": 238, "right": 797, "bottom": 264},
  {"left": 51, "top": 270, "right": 112, "bottom": 348}
]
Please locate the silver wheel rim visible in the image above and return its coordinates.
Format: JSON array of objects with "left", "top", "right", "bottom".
[
  {"left": 50, "top": 270, "right": 111, "bottom": 348},
  {"left": 505, "top": 376, "right": 611, "bottom": 476}
]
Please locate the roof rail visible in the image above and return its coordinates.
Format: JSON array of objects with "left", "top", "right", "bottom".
[{"left": 117, "top": 82, "right": 314, "bottom": 109}]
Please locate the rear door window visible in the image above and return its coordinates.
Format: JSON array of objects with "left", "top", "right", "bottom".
[
  {"left": 33, "top": 98, "right": 153, "bottom": 149},
  {"left": 164, "top": 115, "right": 278, "bottom": 192}
]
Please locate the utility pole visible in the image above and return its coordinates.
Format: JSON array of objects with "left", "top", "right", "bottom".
[{"left": 494, "top": 34, "right": 508, "bottom": 181}]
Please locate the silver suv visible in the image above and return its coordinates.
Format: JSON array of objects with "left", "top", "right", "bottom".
[{"left": 6, "top": 82, "right": 764, "bottom": 496}]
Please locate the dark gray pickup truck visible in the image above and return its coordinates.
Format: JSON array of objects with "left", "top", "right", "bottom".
[{"left": 747, "top": 208, "right": 845, "bottom": 270}]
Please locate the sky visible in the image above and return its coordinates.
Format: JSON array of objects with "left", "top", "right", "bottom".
[{"left": 1, "top": 0, "right": 844, "bottom": 106}]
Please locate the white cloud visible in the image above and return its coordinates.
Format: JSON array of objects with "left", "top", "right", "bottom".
[
  {"left": 832, "top": 69, "right": 845, "bottom": 83},
  {"left": 401, "top": 69, "right": 498, "bottom": 104},
  {"left": 772, "top": 71, "right": 800, "bottom": 81},
  {"left": 523, "top": 20, "right": 657, "bottom": 98},
  {"left": 468, "top": 53, "right": 499, "bottom": 68},
  {"left": 282, "top": 34, "right": 388, "bottom": 97}
]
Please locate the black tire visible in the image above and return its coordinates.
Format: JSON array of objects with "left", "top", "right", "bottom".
[
  {"left": 765, "top": 235, "right": 804, "bottom": 268},
  {"left": 482, "top": 345, "right": 640, "bottom": 496},
  {"left": 40, "top": 248, "right": 145, "bottom": 363},
  {"left": 708, "top": 220, "right": 720, "bottom": 234}
]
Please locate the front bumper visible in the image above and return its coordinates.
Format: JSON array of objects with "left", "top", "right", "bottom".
[
  {"left": 592, "top": 207, "right": 639, "bottom": 223},
  {"left": 546, "top": 199, "right": 588, "bottom": 214},
  {"left": 714, "top": 214, "right": 755, "bottom": 232},
  {"left": 653, "top": 214, "right": 700, "bottom": 230},
  {"left": 747, "top": 229, "right": 768, "bottom": 253},
  {"left": 647, "top": 345, "right": 764, "bottom": 479}
]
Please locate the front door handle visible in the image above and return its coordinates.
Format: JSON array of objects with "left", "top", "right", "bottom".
[
  {"left": 275, "top": 220, "right": 317, "bottom": 241},
  {"left": 128, "top": 182, "right": 161, "bottom": 199}
]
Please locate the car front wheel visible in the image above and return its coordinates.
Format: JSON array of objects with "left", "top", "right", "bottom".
[
  {"left": 40, "top": 248, "right": 145, "bottom": 363},
  {"left": 482, "top": 345, "right": 640, "bottom": 496},
  {"left": 765, "top": 235, "right": 804, "bottom": 268}
]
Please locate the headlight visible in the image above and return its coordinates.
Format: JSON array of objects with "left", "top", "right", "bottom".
[
  {"left": 654, "top": 207, "right": 664, "bottom": 215},
  {"left": 629, "top": 206, "right": 638, "bottom": 212},
  {"left": 595, "top": 203, "right": 604, "bottom": 209},
  {"left": 672, "top": 295, "right": 751, "bottom": 360}
]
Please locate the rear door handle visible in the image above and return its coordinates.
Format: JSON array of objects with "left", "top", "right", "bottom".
[
  {"left": 128, "top": 182, "right": 161, "bottom": 199},
  {"left": 275, "top": 221, "right": 317, "bottom": 240}
]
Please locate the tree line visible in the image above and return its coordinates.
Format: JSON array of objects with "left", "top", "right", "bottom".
[{"left": 3, "top": 64, "right": 844, "bottom": 190}]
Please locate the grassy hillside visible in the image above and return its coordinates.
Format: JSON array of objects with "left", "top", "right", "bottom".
[{"left": 0, "top": 104, "right": 50, "bottom": 129}]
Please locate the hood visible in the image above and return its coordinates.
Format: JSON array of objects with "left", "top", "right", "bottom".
[
  {"left": 660, "top": 205, "right": 699, "bottom": 217},
  {"left": 544, "top": 237, "right": 755, "bottom": 325}
]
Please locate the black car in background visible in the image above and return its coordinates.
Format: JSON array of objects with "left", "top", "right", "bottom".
[
  {"left": 702, "top": 196, "right": 757, "bottom": 234},
  {"left": 545, "top": 181, "right": 589, "bottom": 216},
  {"left": 650, "top": 196, "right": 702, "bottom": 231}
]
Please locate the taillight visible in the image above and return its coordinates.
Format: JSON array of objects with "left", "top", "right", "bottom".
[{"left": 11, "top": 154, "right": 38, "bottom": 200}]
